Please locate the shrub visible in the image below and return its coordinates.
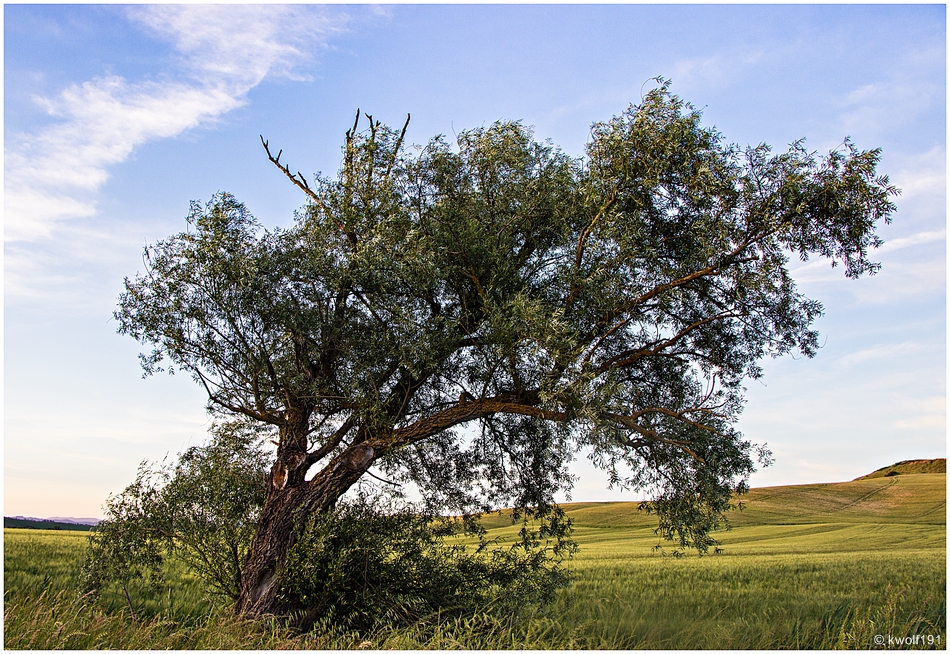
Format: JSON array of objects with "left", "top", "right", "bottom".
[{"left": 278, "top": 492, "right": 573, "bottom": 632}]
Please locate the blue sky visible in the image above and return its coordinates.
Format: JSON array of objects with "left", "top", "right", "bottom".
[{"left": 4, "top": 4, "right": 946, "bottom": 519}]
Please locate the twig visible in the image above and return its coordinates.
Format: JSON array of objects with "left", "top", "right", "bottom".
[{"left": 122, "top": 583, "right": 138, "bottom": 623}]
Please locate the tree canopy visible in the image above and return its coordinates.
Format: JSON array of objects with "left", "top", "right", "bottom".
[{"left": 115, "top": 84, "right": 897, "bottom": 618}]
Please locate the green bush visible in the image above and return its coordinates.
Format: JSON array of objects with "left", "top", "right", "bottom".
[{"left": 278, "top": 493, "right": 572, "bottom": 632}]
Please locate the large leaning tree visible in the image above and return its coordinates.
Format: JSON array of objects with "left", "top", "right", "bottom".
[{"left": 116, "top": 85, "right": 896, "bottom": 618}]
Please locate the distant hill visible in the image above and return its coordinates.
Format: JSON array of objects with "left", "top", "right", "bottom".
[
  {"left": 46, "top": 516, "right": 101, "bottom": 525},
  {"left": 3, "top": 517, "right": 98, "bottom": 531},
  {"left": 508, "top": 468, "right": 945, "bottom": 533},
  {"left": 854, "top": 458, "right": 946, "bottom": 480}
]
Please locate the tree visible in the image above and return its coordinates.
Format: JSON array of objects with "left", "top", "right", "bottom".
[{"left": 115, "top": 84, "right": 897, "bottom": 620}]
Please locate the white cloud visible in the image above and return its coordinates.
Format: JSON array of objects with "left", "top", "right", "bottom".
[
  {"left": 671, "top": 56, "right": 727, "bottom": 88},
  {"left": 835, "top": 46, "right": 944, "bottom": 143},
  {"left": 668, "top": 50, "right": 763, "bottom": 94},
  {"left": 126, "top": 5, "right": 341, "bottom": 90},
  {"left": 838, "top": 82, "right": 930, "bottom": 138},
  {"left": 832, "top": 341, "right": 925, "bottom": 369},
  {"left": 5, "top": 78, "right": 243, "bottom": 241},
  {"left": 4, "top": 5, "right": 346, "bottom": 243},
  {"left": 892, "top": 395, "right": 946, "bottom": 432},
  {"left": 878, "top": 229, "right": 946, "bottom": 254},
  {"left": 888, "top": 146, "right": 946, "bottom": 208}
]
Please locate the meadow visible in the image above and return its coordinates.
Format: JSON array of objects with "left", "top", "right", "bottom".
[{"left": 4, "top": 471, "right": 945, "bottom": 649}]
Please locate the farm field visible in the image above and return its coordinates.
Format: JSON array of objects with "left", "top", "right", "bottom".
[{"left": 4, "top": 472, "right": 946, "bottom": 649}]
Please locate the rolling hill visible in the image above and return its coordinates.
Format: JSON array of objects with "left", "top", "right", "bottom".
[
  {"left": 854, "top": 457, "right": 946, "bottom": 480},
  {"left": 479, "top": 462, "right": 946, "bottom": 528},
  {"left": 476, "top": 464, "right": 945, "bottom": 558}
]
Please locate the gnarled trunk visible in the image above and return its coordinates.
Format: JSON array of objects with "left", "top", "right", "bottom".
[{"left": 234, "top": 442, "right": 376, "bottom": 617}]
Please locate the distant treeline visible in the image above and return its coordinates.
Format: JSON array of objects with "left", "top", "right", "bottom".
[{"left": 4, "top": 517, "right": 97, "bottom": 532}]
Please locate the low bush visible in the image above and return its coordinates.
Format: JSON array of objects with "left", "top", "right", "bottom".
[{"left": 278, "top": 493, "right": 572, "bottom": 631}]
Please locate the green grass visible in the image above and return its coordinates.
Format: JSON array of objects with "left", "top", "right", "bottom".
[
  {"left": 5, "top": 473, "right": 946, "bottom": 649},
  {"left": 3, "top": 527, "right": 216, "bottom": 624}
]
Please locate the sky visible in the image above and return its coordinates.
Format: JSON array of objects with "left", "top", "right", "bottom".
[{"left": 4, "top": 4, "right": 946, "bottom": 519}]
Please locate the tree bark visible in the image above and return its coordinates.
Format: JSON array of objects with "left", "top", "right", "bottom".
[{"left": 234, "top": 441, "right": 375, "bottom": 617}]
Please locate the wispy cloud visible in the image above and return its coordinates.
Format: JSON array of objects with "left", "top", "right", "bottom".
[
  {"left": 668, "top": 50, "right": 763, "bottom": 93},
  {"left": 888, "top": 146, "right": 946, "bottom": 209},
  {"left": 5, "top": 78, "right": 244, "bottom": 241},
  {"left": 834, "top": 44, "right": 944, "bottom": 143},
  {"left": 878, "top": 229, "right": 946, "bottom": 254},
  {"left": 127, "top": 5, "right": 339, "bottom": 89},
  {"left": 4, "top": 5, "right": 346, "bottom": 243},
  {"left": 892, "top": 395, "right": 946, "bottom": 432},
  {"left": 838, "top": 80, "right": 941, "bottom": 142},
  {"left": 832, "top": 341, "right": 926, "bottom": 369}
]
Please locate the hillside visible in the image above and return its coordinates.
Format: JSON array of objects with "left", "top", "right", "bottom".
[
  {"left": 854, "top": 457, "right": 946, "bottom": 480},
  {"left": 476, "top": 469, "right": 947, "bottom": 530},
  {"left": 472, "top": 472, "right": 946, "bottom": 560},
  {"left": 476, "top": 467, "right": 945, "bottom": 555}
]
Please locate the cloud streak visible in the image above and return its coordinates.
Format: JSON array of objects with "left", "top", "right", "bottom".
[{"left": 4, "top": 5, "right": 346, "bottom": 242}]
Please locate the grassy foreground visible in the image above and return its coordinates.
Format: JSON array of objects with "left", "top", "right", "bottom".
[{"left": 4, "top": 473, "right": 946, "bottom": 649}]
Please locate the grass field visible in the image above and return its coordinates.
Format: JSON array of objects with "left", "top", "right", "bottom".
[{"left": 4, "top": 472, "right": 946, "bottom": 649}]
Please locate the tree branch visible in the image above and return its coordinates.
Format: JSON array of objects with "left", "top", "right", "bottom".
[
  {"left": 305, "top": 415, "right": 357, "bottom": 470},
  {"left": 595, "top": 309, "right": 739, "bottom": 374},
  {"left": 260, "top": 136, "right": 326, "bottom": 209},
  {"left": 383, "top": 114, "right": 411, "bottom": 182},
  {"left": 378, "top": 395, "right": 566, "bottom": 452},
  {"left": 604, "top": 413, "right": 707, "bottom": 462},
  {"left": 566, "top": 187, "right": 619, "bottom": 310}
]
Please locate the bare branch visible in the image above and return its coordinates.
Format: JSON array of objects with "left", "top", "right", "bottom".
[
  {"left": 260, "top": 135, "right": 327, "bottom": 208},
  {"left": 383, "top": 113, "right": 411, "bottom": 181}
]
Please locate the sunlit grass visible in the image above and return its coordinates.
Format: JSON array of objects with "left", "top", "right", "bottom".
[{"left": 4, "top": 473, "right": 945, "bottom": 649}]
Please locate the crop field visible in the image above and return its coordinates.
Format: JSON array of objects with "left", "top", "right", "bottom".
[{"left": 4, "top": 472, "right": 946, "bottom": 649}]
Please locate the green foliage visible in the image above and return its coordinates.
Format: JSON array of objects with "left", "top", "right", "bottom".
[
  {"left": 78, "top": 465, "right": 166, "bottom": 613},
  {"left": 80, "top": 421, "right": 269, "bottom": 602},
  {"left": 156, "top": 421, "right": 270, "bottom": 599},
  {"left": 278, "top": 493, "right": 572, "bottom": 631}
]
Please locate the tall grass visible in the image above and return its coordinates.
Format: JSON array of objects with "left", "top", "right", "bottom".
[
  {"left": 547, "top": 551, "right": 945, "bottom": 649},
  {"left": 5, "top": 573, "right": 943, "bottom": 650},
  {"left": 4, "top": 473, "right": 946, "bottom": 649}
]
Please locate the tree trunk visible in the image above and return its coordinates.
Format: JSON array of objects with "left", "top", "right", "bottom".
[{"left": 234, "top": 442, "right": 376, "bottom": 618}]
